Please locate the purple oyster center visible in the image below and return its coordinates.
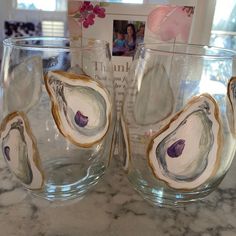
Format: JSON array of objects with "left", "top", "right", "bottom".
[
  {"left": 74, "top": 111, "right": 88, "bottom": 127},
  {"left": 167, "top": 139, "right": 185, "bottom": 158},
  {"left": 4, "top": 146, "right": 10, "bottom": 161}
]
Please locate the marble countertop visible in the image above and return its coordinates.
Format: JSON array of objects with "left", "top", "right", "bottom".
[{"left": 0, "top": 154, "right": 235, "bottom": 236}]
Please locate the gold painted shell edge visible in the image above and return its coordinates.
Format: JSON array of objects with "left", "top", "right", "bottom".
[
  {"left": 44, "top": 71, "right": 113, "bottom": 148},
  {"left": 0, "top": 111, "right": 45, "bottom": 190},
  {"left": 146, "top": 93, "right": 223, "bottom": 191}
]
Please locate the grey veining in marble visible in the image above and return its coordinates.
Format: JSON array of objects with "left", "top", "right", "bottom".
[{"left": 0, "top": 153, "right": 235, "bottom": 236}]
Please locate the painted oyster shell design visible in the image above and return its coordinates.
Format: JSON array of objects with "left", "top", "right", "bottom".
[
  {"left": 227, "top": 77, "right": 236, "bottom": 135},
  {"left": 148, "top": 94, "right": 222, "bottom": 190},
  {"left": 0, "top": 112, "right": 44, "bottom": 189},
  {"left": 134, "top": 64, "right": 174, "bottom": 125},
  {"left": 44, "top": 71, "right": 112, "bottom": 147},
  {"left": 5, "top": 56, "right": 42, "bottom": 113}
]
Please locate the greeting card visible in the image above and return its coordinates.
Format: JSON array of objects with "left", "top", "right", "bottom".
[{"left": 67, "top": 0, "right": 196, "bottom": 114}]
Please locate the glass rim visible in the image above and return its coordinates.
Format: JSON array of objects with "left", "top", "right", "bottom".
[
  {"left": 3, "top": 36, "right": 109, "bottom": 51},
  {"left": 136, "top": 42, "right": 236, "bottom": 59}
]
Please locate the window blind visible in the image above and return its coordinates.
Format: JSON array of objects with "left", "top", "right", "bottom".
[{"left": 42, "top": 21, "right": 64, "bottom": 37}]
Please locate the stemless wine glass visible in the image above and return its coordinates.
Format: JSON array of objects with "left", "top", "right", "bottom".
[
  {"left": 121, "top": 43, "right": 236, "bottom": 206},
  {"left": 0, "top": 37, "right": 116, "bottom": 201}
]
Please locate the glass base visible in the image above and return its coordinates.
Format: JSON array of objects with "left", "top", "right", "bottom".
[
  {"left": 31, "top": 158, "right": 105, "bottom": 201},
  {"left": 128, "top": 171, "right": 225, "bottom": 207}
]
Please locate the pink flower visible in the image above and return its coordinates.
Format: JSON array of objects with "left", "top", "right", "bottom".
[
  {"left": 93, "top": 5, "right": 106, "bottom": 18},
  {"left": 68, "top": 1, "right": 107, "bottom": 29},
  {"left": 147, "top": 5, "right": 194, "bottom": 42},
  {"left": 80, "top": 1, "right": 93, "bottom": 13}
]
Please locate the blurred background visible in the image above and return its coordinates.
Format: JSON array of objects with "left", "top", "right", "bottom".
[{"left": 0, "top": 0, "right": 236, "bottom": 60}]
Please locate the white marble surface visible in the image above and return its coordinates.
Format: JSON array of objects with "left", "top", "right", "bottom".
[{"left": 0, "top": 154, "right": 236, "bottom": 236}]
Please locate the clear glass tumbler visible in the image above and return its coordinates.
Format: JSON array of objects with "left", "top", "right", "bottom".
[
  {"left": 121, "top": 43, "right": 236, "bottom": 206},
  {"left": 0, "top": 37, "right": 116, "bottom": 201}
]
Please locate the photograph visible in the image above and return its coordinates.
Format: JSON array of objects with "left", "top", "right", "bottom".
[{"left": 112, "top": 20, "right": 145, "bottom": 57}]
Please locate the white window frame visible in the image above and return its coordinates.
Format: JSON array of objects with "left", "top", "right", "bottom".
[
  {"left": 13, "top": 0, "right": 67, "bottom": 12},
  {"left": 188, "top": 0, "right": 216, "bottom": 45},
  {"left": 11, "top": 0, "right": 67, "bottom": 22}
]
